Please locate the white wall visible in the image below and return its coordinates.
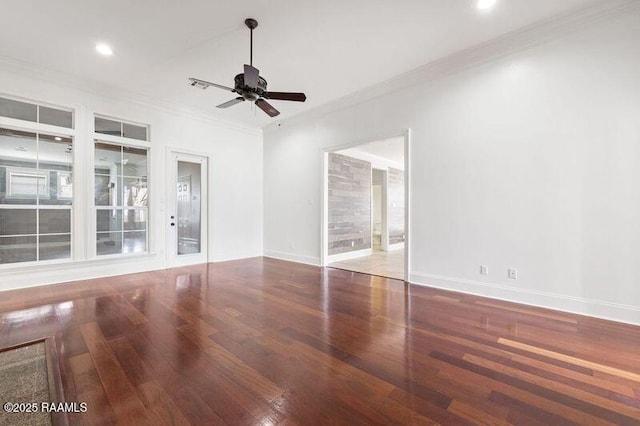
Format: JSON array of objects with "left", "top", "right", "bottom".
[
  {"left": 264, "top": 7, "right": 640, "bottom": 324},
  {"left": 0, "top": 61, "right": 263, "bottom": 290}
]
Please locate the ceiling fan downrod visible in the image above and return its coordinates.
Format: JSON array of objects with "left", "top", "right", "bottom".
[{"left": 245, "top": 18, "right": 258, "bottom": 66}]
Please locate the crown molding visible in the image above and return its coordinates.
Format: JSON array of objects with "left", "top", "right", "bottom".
[
  {"left": 266, "top": 0, "right": 640, "bottom": 132},
  {"left": 0, "top": 55, "right": 263, "bottom": 137}
]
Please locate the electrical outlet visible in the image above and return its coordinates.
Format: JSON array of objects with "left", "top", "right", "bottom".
[
  {"left": 480, "top": 265, "right": 489, "bottom": 275},
  {"left": 508, "top": 268, "right": 518, "bottom": 279}
]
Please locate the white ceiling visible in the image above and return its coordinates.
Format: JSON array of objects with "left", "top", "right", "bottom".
[{"left": 1, "top": 0, "right": 596, "bottom": 128}]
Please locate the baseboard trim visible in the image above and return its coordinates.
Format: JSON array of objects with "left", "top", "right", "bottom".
[
  {"left": 327, "top": 248, "right": 373, "bottom": 263},
  {"left": 263, "top": 250, "right": 320, "bottom": 266},
  {"left": 0, "top": 254, "right": 164, "bottom": 292},
  {"left": 211, "top": 253, "right": 264, "bottom": 263},
  {"left": 410, "top": 272, "right": 640, "bottom": 326}
]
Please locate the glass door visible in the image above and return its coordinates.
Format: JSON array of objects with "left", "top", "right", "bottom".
[
  {"left": 177, "top": 161, "right": 201, "bottom": 255},
  {"left": 168, "top": 152, "right": 208, "bottom": 266}
]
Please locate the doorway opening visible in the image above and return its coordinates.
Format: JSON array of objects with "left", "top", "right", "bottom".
[{"left": 322, "top": 133, "right": 409, "bottom": 281}]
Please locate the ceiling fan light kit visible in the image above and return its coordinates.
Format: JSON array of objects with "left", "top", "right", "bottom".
[{"left": 189, "top": 18, "right": 307, "bottom": 117}]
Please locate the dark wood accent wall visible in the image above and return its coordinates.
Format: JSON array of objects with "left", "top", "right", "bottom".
[
  {"left": 328, "top": 153, "right": 371, "bottom": 255},
  {"left": 387, "top": 167, "right": 405, "bottom": 245}
]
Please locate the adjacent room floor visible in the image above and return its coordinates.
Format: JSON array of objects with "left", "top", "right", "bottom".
[
  {"left": 329, "top": 247, "right": 405, "bottom": 280},
  {"left": 1, "top": 258, "right": 639, "bottom": 425}
]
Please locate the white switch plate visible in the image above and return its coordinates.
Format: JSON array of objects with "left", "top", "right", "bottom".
[
  {"left": 508, "top": 268, "right": 518, "bottom": 279},
  {"left": 480, "top": 265, "right": 489, "bottom": 275}
]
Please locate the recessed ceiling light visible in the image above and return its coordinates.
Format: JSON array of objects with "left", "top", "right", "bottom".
[
  {"left": 477, "top": 0, "right": 497, "bottom": 11},
  {"left": 55, "top": 137, "right": 62, "bottom": 141},
  {"left": 96, "top": 43, "right": 114, "bottom": 56}
]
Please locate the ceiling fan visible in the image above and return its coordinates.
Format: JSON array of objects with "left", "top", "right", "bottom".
[{"left": 188, "top": 18, "right": 306, "bottom": 117}]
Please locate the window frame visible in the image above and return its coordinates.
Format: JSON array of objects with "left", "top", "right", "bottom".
[
  {"left": 0, "top": 97, "right": 157, "bottom": 269},
  {"left": 0, "top": 123, "right": 75, "bottom": 267},
  {"left": 92, "top": 134, "right": 151, "bottom": 259},
  {"left": 0, "top": 93, "right": 74, "bottom": 129},
  {"left": 94, "top": 114, "right": 149, "bottom": 142}
]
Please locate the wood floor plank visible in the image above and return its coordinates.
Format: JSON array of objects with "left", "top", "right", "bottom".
[
  {"left": 203, "top": 343, "right": 285, "bottom": 403},
  {"left": 1, "top": 257, "right": 639, "bottom": 425},
  {"left": 67, "top": 352, "right": 117, "bottom": 426},
  {"left": 437, "top": 362, "right": 615, "bottom": 426},
  {"left": 474, "top": 300, "right": 578, "bottom": 324},
  {"left": 499, "top": 338, "right": 640, "bottom": 382},
  {"left": 81, "top": 322, "right": 151, "bottom": 425},
  {"left": 433, "top": 354, "right": 617, "bottom": 426},
  {"left": 107, "top": 336, "right": 152, "bottom": 388},
  {"left": 462, "top": 354, "right": 640, "bottom": 417},
  {"left": 432, "top": 350, "right": 640, "bottom": 425},
  {"left": 490, "top": 391, "right": 581, "bottom": 426},
  {"left": 447, "top": 400, "right": 511, "bottom": 425},
  {"left": 136, "top": 380, "right": 192, "bottom": 426},
  {"left": 506, "top": 350, "right": 636, "bottom": 397}
]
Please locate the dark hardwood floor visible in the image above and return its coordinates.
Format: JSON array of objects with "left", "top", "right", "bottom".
[{"left": 1, "top": 257, "right": 639, "bottom": 425}]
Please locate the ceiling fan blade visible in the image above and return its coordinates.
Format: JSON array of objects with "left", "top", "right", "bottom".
[
  {"left": 217, "top": 97, "right": 245, "bottom": 109},
  {"left": 188, "top": 77, "right": 234, "bottom": 92},
  {"left": 255, "top": 99, "right": 280, "bottom": 117},
  {"left": 244, "top": 64, "right": 260, "bottom": 89},
  {"left": 264, "top": 92, "right": 307, "bottom": 102}
]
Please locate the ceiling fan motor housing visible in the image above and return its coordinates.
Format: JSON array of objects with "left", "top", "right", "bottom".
[{"left": 234, "top": 73, "right": 268, "bottom": 97}]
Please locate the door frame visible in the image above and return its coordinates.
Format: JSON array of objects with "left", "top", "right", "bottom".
[
  {"left": 166, "top": 147, "right": 210, "bottom": 267},
  {"left": 320, "top": 129, "right": 411, "bottom": 282}
]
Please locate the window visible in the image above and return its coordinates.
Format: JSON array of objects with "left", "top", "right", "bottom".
[
  {"left": 0, "top": 128, "right": 73, "bottom": 264},
  {"left": 95, "top": 116, "right": 148, "bottom": 141},
  {"left": 7, "top": 170, "right": 48, "bottom": 197},
  {"left": 0, "top": 96, "right": 73, "bottom": 128},
  {"left": 95, "top": 142, "right": 148, "bottom": 256}
]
